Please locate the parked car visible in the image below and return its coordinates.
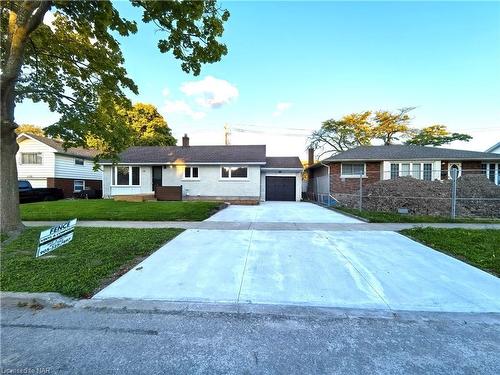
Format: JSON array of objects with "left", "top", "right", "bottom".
[{"left": 19, "top": 180, "right": 64, "bottom": 203}]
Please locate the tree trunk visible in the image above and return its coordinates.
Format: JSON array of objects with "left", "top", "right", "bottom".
[{"left": 1, "top": 1, "right": 51, "bottom": 234}]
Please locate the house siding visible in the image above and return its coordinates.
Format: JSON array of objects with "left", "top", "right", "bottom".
[
  {"left": 102, "top": 164, "right": 262, "bottom": 199},
  {"left": 16, "top": 138, "right": 55, "bottom": 181},
  {"left": 54, "top": 154, "right": 102, "bottom": 180}
]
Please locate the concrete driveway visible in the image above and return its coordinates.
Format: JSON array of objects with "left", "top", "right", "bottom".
[
  {"left": 207, "top": 201, "right": 362, "bottom": 223},
  {"left": 95, "top": 229, "right": 500, "bottom": 312}
]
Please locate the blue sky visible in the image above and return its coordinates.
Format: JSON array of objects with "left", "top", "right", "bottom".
[{"left": 18, "top": 1, "right": 500, "bottom": 158}]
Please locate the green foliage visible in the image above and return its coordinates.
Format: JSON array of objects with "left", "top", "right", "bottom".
[
  {"left": 372, "top": 107, "right": 414, "bottom": 145},
  {"left": 85, "top": 103, "right": 176, "bottom": 151},
  {"left": 20, "top": 200, "right": 224, "bottom": 222},
  {"left": 405, "top": 125, "right": 473, "bottom": 146},
  {"left": 14, "top": 124, "right": 46, "bottom": 136},
  {"left": 0, "top": 227, "right": 182, "bottom": 297},
  {"left": 401, "top": 228, "right": 500, "bottom": 276},
  {"left": 1, "top": 1, "right": 229, "bottom": 158}
]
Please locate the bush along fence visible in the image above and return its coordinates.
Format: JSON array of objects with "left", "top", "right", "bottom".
[{"left": 306, "top": 168, "right": 500, "bottom": 218}]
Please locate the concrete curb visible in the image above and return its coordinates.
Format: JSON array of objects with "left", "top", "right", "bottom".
[
  {"left": 1, "top": 292, "right": 75, "bottom": 308},
  {"left": 3, "top": 292, "right": 499, "bottom": 324}
]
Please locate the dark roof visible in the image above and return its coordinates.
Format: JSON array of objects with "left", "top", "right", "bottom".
[
  {"left": 102, "top": 145, "right": 267, "bottom": 164},
  {"left": 321, "top": 145, "right": 500, "bottom": 163},
  {"left": 18, "top": 133, "right": 99, "bottom": 159},
  {"left": 264, "top": 157, "right": 303, "bottom": 169},
  {"left": 486, "top": 141, "right": 500, "bottom": 153}
]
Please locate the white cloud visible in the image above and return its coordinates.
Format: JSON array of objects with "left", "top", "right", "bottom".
[
  {"left": 272, "top": 102, "right": 292, "bottom": 117},
  {"left": 162, "top": 88, "right": 170, "bottom": 97},
  {"left": 180, "top": 76, "right": 238, "bottom": 108},
  {"left": 43, "top": 11, "right": 56, "bottom": 31},
  {"left": 163, "top": 100, "right": 205, "bottom": 120}
]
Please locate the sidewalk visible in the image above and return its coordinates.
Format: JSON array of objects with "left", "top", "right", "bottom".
[{"left": 23, "top": 220, "right": 500, "bottom": 231}]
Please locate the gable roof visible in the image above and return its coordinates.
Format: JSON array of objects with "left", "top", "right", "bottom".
[
  {"left": 101, "top": 145, "right": 267, "bottom": 164},
  {"left": 17, "top": 133, "right": 99, "bottom": 159},
  {"left": 319, "top": 145, "right": 500, "bottom": 163},
  {"left": 264, "top": 157, "right": 303, "bottom": 169},
  {"left": 486, "top": 141, "right": 500, "bottom": 153}
]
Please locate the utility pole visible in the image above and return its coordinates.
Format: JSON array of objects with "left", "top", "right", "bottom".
[{"left": 224, "top": 123, "right": 231, "bottom": 145}]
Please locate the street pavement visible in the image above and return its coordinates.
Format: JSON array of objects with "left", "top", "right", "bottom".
[{"left": 1, "top": 303, "right": 499, "bottom": 374}]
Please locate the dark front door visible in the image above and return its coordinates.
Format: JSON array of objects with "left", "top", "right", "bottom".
[
  {"left": 265, "top": 176, "right": 296, "bottom": 201},
  {"left": 152, "top": 166, "right": 162, "bottom": 192}
]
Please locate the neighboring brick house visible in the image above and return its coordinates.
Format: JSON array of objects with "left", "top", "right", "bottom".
[
  {"left": 306, "top": 145, "right": 500, "bottom": 197},
  {"left": 16, "top": 133, "right": 102, "bottom": 198}
]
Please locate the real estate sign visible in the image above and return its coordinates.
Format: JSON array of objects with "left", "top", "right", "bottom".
[{"left": 36, "top": 219, "right": 77, "bottom": 257}]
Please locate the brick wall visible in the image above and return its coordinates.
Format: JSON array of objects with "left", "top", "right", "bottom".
[
  {"left": 330, "top": 162, "right": 382, "bottom": 194},
  {"left": 47, "top": 178, "right": 102, "bottom": 198}
]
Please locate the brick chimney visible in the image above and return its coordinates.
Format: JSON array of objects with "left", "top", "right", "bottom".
[
  {"left": 182, "top": 134, "right": 189, "bottom": 147},
  {"left": 308, "top": 147, "right": 314, "bottom": 166}
]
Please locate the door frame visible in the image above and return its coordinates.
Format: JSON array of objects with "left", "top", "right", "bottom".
[
  {"left": 152, "top": 166, "right": 163, "bottom": 192},
  {"left": 265, "top": 176, "right": 296, "bottom": 201}
]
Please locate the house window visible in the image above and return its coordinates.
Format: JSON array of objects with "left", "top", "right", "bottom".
[
  {"left": 74, "top": 180, "right": 85, "bottom": 192},
  {"left": 401, "top": 163, "right": 411, "bottom": 177},
  {"left": 482, "top": 163, "right": 499, "bottom": 185},
  {"left": 184, "top": 166, "right": 199, "bottom": 179},
  {"left": 341, "top": 163, "right": 365, "bottom": 177},
  {"left": 114, "top": 166, "right": 140, "bottom": 186},
  {"left": 21, "top": 152, "right": 42, "bottom": 165},
  {"left": 423, "top": 163, "right": 432, "bottom": 181},
  {"left": 221, "top": 166, "right": 248, "bottom": 179},
  {"left": 390, "top": 164, "right": 399, "bottom": 179},
  {"left": 412, "top": 163, "right": 421, "bottom": 179},
  {"left": 75, "top": 158, "right": 84, "bottom": 165}
]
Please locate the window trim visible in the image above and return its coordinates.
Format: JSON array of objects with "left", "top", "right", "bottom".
[
  {"left": 75, "top": 158, "right": 84, "bottom": 166},
  {"left": 21, "top": 152, "right": 43, "bottom": 165},
  {"left": 340, "top": 163, "right": 366, "bottom": 178},
  {"left": 220, "top": 166, "right": 249, "bottom": 180},
  {"left": 112, "top": 166, "right": 141, "bottom": 186},
  {"left": 482, "top": 162, "right": 499, "bottom": 185},
  {"left": 74, "top": 180, "right": 85, "bottom": 192},
  {"left": 183, "top": 166, "right": 200, "bottom": 180},
  {"left": 389, "top": 161, "right": 436, "bottom": 180}
]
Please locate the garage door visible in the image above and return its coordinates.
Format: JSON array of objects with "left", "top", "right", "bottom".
[{"left": 265, "top": 176, "right": 296, "bottom": 201}]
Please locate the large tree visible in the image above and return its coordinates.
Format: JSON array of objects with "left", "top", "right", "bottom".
[
  {"left": 372, "top": 107, "right": 414, "bottom": 145},
  {"left": 0, "top": 1, "right": 230, "bottom": 234},
  {"left": 15, "top": 123, "right": 45, "bottom": 136},
  {"left": 405, "top": 124, "right": 472, "bottom": 146},
  {"left": 86, "top": 102, "right": 176, "bottom": 151},
  {"left": 308, "top": 112, "right": 373, "bottom": 157}
]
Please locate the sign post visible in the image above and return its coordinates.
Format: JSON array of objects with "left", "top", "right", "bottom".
[{"left": 36, "top": 219, "right": 77, "bottom": 257}]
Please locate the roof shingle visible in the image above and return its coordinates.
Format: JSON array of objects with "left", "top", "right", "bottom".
[
  {"left": 264, "top": 157, "right": 303, "bottom": 169},
  {"left": 18, "top": 133, "right": 99, "bottom": 159},
  {"left": 323, "top": 145, "right": 500, "bottom": 162},
  {"left": 102, "top": 145, "right": 267, "bottom": 164}
]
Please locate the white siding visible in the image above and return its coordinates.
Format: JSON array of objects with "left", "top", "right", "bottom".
[
  {"left": 26, "top": 178, "right": 47, "bottom": 188},
  {"left": 54, "top": 154, "right": 102, "bottom": 180},
  {"left": 102, "top": 164, "right": 262, "bottom": 199},
  {"left": 260, "top": 170, "right": 302, "bottom": 201},
  {"left": 163, "top": 165, "right": 261, "bottom": 198},
  {"left": 16, "top": 138, "right": 55, "bottom": 179}
]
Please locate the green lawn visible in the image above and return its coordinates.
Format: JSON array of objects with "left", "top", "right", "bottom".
[
  {"left": 336, "top": 207, "right": 500, "bottom": 224},
  {"left": 20, "top": 200, "right": 223, "bottom": 221},
  {"left": 401, "top": 228, "right": 500, "bottom": 276},
  {"left": 0, "top": 227, "right": 183, "bottom": 298}
]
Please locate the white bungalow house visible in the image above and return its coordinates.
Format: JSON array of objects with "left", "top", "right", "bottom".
[
  {"left": 16, "top": 133, "right": 102, "bottom": 197},
  {"left": 100, "top": 134, "right": 303, "bottom": 202}
]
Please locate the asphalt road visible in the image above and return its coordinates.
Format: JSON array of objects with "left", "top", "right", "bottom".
[{"left": 1, "top": 304, "right": 499, "bottom": 374}]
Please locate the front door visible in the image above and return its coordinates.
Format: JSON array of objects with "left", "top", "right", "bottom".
[{"left": 152, "top": 166, "right": 162, "bottom": 192}]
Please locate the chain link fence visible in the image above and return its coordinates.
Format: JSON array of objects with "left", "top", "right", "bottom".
[{"left": 305, "top": 168, "right": 500, "bottom": 218}]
